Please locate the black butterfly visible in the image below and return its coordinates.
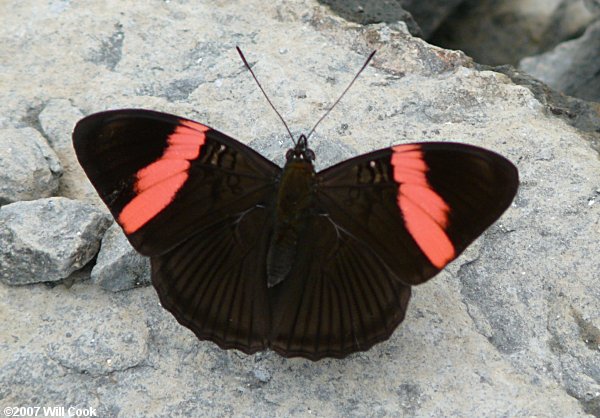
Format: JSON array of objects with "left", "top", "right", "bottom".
[{"left": 73, "top": 49, "right": 518, "bottom": 360}]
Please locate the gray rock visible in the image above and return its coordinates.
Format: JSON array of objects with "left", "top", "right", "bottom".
[
  {"left": 0, "top": 197, "right": 111, "bottom": 285},
  {"left": 490, "top": 65, "right": 600, "bottom": 151},
  {"left": 0, "top": 127, "right": 62, "bottom": 205},
  {"left": 362, "top": 22, "right": 474, "bottom": 77},
  {"left": 431, "top": 0, "right": 597, "bottom": 65},
  {"left": 1, "top": 0, "right": 599, "bottom": 416},
  {"left": 0, "top": 281, "right": 150, "bottom": 412},
  {"left": 520, "top": 19, "right": 600, "bottom": 102},
  {"left": 45, "top": 304, "right": 149, "bottom": 377},
  {"left": 584, "top": 0, "right": 600, "bottom": 13},
  {"left": 91, "top": 222, "right": 151, "bottom": 292},
  {"left": 38, "top": 99, "right": 102, "bottom": 203}
]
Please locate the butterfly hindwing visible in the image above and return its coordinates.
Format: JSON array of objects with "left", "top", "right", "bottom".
[
  {"left": 73, "top": 109, "right": 280, "bottom": 256},
  {"left": 151, "top": 207, "right": 273, "bottom": 354},
  {"left": 316, "top": 142, "right": 519, "bottom": 285},
  {"left": 268, "top": 214, "right": 412, "bottom": 359}
]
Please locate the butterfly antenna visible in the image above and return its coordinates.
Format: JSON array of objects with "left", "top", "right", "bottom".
[
  {"left": 306, "top": 50, "right": 376, "bottom": 141},
  {"left": 236, "top": 46, "right": 296, "bottom": 145}
]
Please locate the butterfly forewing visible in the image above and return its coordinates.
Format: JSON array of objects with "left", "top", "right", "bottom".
[
  {"left": 73, "top": 109, "right": 280, "bottom": 256},
  {"left": 316, "top": 142, "right": 519, "bottom": 285}
]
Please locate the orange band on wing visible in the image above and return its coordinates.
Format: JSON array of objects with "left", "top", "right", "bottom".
[
  {"left": 119, "top": 120, "right": 209, "bottom": 234},
  {"left": 391, "top": 144, "right": 455, "bottom": 268}
]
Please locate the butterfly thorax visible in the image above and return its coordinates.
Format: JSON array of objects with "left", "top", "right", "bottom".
[{"left": 266, "top": 137, "right": 316, "bottom": 288}]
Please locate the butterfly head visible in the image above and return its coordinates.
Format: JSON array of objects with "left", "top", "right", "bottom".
[{"left": 286, "top": 134, "right": 315, "bottom": 162}]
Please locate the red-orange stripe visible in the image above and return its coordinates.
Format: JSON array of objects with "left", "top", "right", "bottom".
[
  {"left": 119, "top": 120, "right": 209, "bottom": 234},
  {"left": 391, "top": 144, "right": 455, "bottom": 268}
]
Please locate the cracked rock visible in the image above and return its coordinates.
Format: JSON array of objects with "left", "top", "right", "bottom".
[
  {"left": 0, "top": 127, "right": 62, "bottom": 205},
  {"left": 91, "top": 222, "right": 151, "bottom": 292},
  {"left": 0, "top": 197, "right": 111, "bottom": 285}
]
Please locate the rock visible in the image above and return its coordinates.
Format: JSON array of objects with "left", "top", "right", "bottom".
[
  {"left": 490, "top": 65, "right": 600, "bottom": 147},
  {"left": 38, "top": 99, "right": 102, "bottom": 203},
  {"left": 584, "top": 0, "right": 600, "bottom": 14},
  {"left": 45, "top": 304, "right": 149, "bottom": 377},
  {"left": 317, "top": 0, "right": 422, "bottom": 36},
  {"left": 431, "top": 0, "right": 597, "bottom": 65},
  {"left": 547, "top": 297, "right": 600, "bottom": 414},
  {"left": 362, "top": 22, "right": 474, "bottom": 77},
  {"left": 400, "top": 0, "right": 465, "bottom": 38},
  {"left": 0, "top": 127, "right": 62, "bottom": 205},
  {"left": 519, "top": 19, "right": 600, "bottom": 102},
  {"left": 317, "top": 0, "right": 466, "bottom": 38},
  {"left": 251, "top": 365, "right": 272, "bottom": 383},
  {"left": 0, "top": 197, "right": 111, "bottom": 285},
  {"left": 91, "top": 222, "right": 151, "bottom": 292},
  {"left": 0, "top": 282, "right": 151, "bottom": 405},
  {"left": 0, "top": 0, "right": 598, "bottom": 416}
]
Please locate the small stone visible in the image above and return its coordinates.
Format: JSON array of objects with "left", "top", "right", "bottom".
[
  {"left": 0, "top": 127, "right": 62, "bottom": 205},
  {"left": 0, "top": 197, "right": 111, "bottom": 285},
  {"left": 91, "top": 222, "right": 151, "bottom": 292},
  {"left": 252, "top": 366, "right": 271, "bottom": 383}
]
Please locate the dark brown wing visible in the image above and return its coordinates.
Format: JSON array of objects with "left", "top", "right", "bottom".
[
  {"left": 315, "top": 142, "right": 519, "bottom": 285},
  {"left": 151, "top": 207, "right": 273, "bottom": 354},
  {"left": 73, "top": 109, "right": 280, "bottom": 256},
  {"left": 267, "top": 214, "right": 411, "bottom": 360}
]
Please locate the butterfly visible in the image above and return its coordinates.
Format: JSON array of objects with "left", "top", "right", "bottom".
[{"left": 72, "top": 49, "right": 519, "bottom": 360}]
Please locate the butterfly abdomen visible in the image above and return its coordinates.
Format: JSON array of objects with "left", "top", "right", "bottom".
[{"left": 266, "top": 160, "right": 316, "bottom": 288}]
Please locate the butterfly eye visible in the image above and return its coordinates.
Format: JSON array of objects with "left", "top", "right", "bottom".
[
  {"left": 286, "top": 149, "right": 294, "bottom": 160},
  {"left": 306, "top": 149, "right": 316, "bottom": 161}
]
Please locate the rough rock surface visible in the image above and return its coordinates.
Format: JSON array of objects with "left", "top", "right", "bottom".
[
  {"left": 520, "top": 19, "right": 600, "bottom": 103},
  {"left": 91, "top": 222, "right": 151, "bottom": 292},
  {"left": 0, "top": 127, "right": 62, "bottom": 205},
  {"left": 0, "top": 197, "right": 111, "bottom": 285},
  {"left": 490, "top": 65, "right": 600, "bottom": 152},
  {"left": 1, "top": 0, "right": 599, "bottom": 417}
]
